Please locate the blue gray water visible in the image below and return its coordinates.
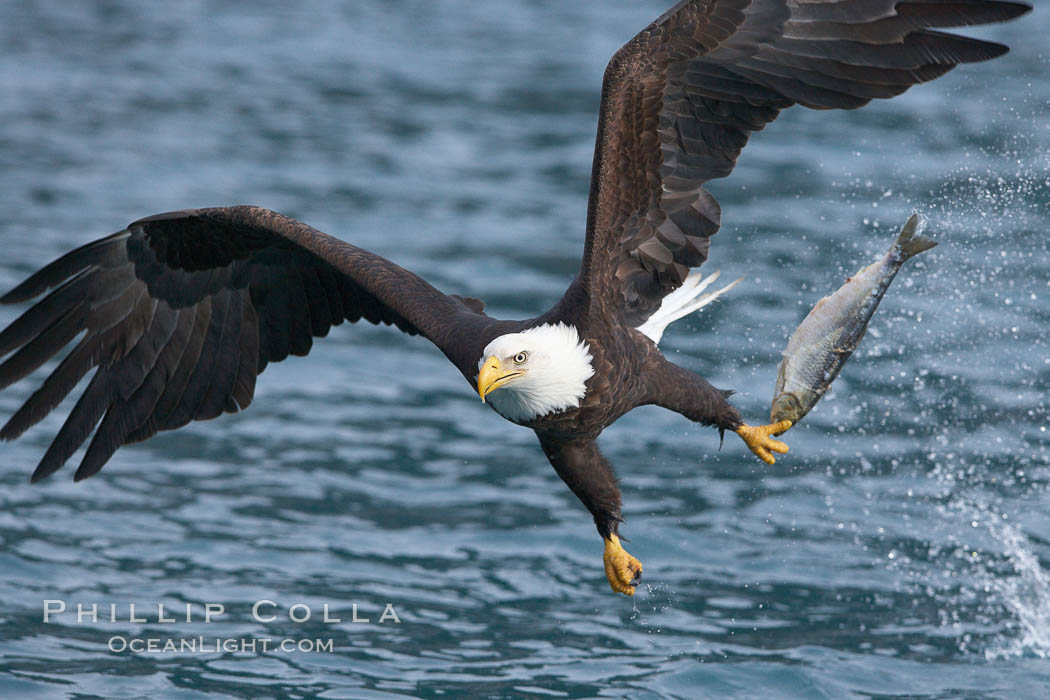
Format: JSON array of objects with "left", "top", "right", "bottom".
[{"left": 0, "top": 2, "right": 1048, "bottom": 698}]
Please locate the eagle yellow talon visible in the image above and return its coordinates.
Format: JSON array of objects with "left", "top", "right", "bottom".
[
  {"left": 603, "top": 534, "right": 643, "bottom": 596},
  {"left": 735, "top": 420, "right": 792, "bottom": 464}
]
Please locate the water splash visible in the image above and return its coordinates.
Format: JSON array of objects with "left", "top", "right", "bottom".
[
  {"left": 981, "top": 515, "right": 1050, "bottom": 659},
  {"left": 930, "top": 485, "right": 1050, "bottom": 660}
]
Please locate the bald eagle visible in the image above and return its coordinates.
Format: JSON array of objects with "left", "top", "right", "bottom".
[{"left": 0, "top": 0, "right": 1029, "bottom": 595}]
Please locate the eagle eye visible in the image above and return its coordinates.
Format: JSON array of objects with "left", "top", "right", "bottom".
[{"left": 513, "top": 352, "right": 528, "bottom": 365}]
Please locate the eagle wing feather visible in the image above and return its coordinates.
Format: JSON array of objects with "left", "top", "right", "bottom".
[
  {"left": 574, "top": 0, "right": 1029, "bottom": 327},
  {"left": 0, "top": 205, "right": 486, "bottom": 481}
]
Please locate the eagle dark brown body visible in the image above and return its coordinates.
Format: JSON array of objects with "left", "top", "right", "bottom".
[{"left": 0, "top": 1, "right": 1029, "bottom": 595}]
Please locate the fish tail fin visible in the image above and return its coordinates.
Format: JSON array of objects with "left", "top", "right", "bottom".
[{"left": 896, "top": 213, "right": 938, "bottom": 261}]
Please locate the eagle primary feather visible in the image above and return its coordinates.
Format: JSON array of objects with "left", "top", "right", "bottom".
[{"left": 0, "top": 1, "right": 1029, "bottom": 595}]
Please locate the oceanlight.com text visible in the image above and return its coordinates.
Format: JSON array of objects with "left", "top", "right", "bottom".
[{"left": 108, "top": 636, "right": 336, "bottom": 654}]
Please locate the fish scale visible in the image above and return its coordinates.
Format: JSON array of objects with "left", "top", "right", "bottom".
[{"left": 771, "top": 214, "right": 937, "bottom": 428}]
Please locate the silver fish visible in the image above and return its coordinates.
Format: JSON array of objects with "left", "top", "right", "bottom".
[{"left": 770, "top": 214, "right": 936, "bottom": 428}]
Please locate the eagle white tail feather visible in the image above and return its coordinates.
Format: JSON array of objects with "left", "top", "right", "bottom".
[{"left": 635, "top": 270, "right": 742, "bottom": 345}]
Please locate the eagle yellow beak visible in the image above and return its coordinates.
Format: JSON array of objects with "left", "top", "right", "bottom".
[{"left": 477, "top": 355, "right": 524, "bottom": 403}]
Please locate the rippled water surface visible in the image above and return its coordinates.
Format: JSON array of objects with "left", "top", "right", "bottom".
[{"left": 1, "top": 2, "right": 1048, "bottom": 698}]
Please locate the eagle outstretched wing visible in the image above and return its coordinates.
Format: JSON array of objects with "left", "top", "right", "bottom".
[
  {"left": 0, "top": 206, "right": 486, "bottom": 482},
  {"left": 575, "top": 0, "right": 1030, "bottom": 327}
]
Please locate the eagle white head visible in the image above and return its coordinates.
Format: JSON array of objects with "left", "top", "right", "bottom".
[{"left": 476, "top": 323, "right": 595, "bottom": 423}]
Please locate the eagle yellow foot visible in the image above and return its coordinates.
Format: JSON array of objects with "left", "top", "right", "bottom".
[
  {"left": 735, "top": 420, "right": 792, "bottom": 464},
  {"left": 603, "top": 534, "right": 643, "bottom": 596}
]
